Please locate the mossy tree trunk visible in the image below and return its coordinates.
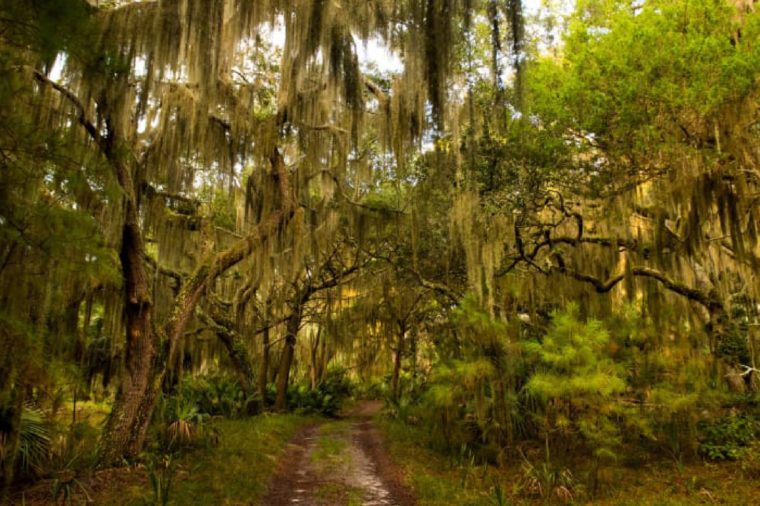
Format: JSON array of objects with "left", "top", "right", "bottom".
[
  {"left": 100, "top": 149, "right": 293, "bottom": 463},
  {"left": 99, "top": 129, "right": 160, "bottom": 464},
  {"left": 274, "top": 309, "right": 302, "bottom": 412},
  {"left": 259, "top": 325, "right": 271, "bottom": 404},
  {"left": 391, "top": 321, "right": 407, "bottom": 404},
  {"left": 1, "top": 388, "right": 24, "bottom": 494}
]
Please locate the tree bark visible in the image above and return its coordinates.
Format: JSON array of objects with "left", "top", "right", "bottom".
[
  {"left": 274, "top": 312, "right": 301, "bottom": 411},
  {"left": 259, "top": 325, "right": 270, "bottom": 404},
  {"left": 391, "top": 323, "right": 406, "bottom": 403},
  {"left": 100, "top": 159, "right": 159, "bottom": 464},
  {"left": 1, "top": 387, "right": 24, "bottom": 493},
  {"left": 309, "top": 327, "right": 322, "bottom": 390}
]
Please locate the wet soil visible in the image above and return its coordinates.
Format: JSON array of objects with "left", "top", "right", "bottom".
[{"left": 263, "top": 401, "right": 415, "bottom": 506}]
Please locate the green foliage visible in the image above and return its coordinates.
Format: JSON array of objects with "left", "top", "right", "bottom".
[
  {"left": 354, "top": 378, "right": 387, "bottom": 400},
  {"left": 16, "top": 407, "right": 51, "bottom": 476},
  {"left": 152, "top": 416, "right": 308, "bottom": 505},
  {"left": 518, "top": 459, "right": 577, "bottom": 503},
  {"left": 524, "top": 304, "right": 625, "bottom": 460},
  {"left": 0, "top": 0, "right": 97, "bottom": 66},
  {"left": 154, "top": 376, "right": 257, "bottom": 451},
  {"left": 164, "top": 399, "right": 208, "bottom": 450},
  {"left": 50, "top": 453, "right": 93, "bottom": 506},
  {"left": 698, "top": 414, "right": 758, "bottom": 460},
  {"left": 529, "top": 0, "right": 760, "bottom": 146},
  {"left": 144, "top": 453, "right": 176, "bottom": 506},
  {"left": 525, "top": 306, "right": 624, "bottom": 399},
  {"left": 44, "top": 420, "right": 100, "bottom": 505},
  {"left": 175, "top": 374, "right": 253, "bottom": 419},
  {"left": 288, "top": 367, "right": 354, "bottom": 417},
  {"left": 199, "top": 187, "right": 237, "bottom": 230}
]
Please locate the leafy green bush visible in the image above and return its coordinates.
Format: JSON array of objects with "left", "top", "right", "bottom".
[
  {"left": 288, "top": 367, "right": 353, "bottom": 416},
  {"left": 518, "top": 458, "right": 577, "bottom": 503},
  {"left": 145, "top": 453, "right": 176, "bottom": 506},
  {"left": 16, "top": 406, "right": 51, "bottom": 477},
  {"left": 50, "top": 450, "right": 93, "bottom": 505},
  {"left": 177, "top": 373, "right": 255, "bottom": 418},
  {"left": 410, "top": 295, "right": 524, "bottom": 458},
  {"left": 355, "top": 378, "right": 387, "bottom": 400},
  {"left": 47, "top": 421, "right": 100, "bottom": 502},
  {"left": 698, "top": 414, "right": 758, "bottom": 460},
  {"left": 524, "top": 304, "right": 626, "bottom": 462},
  {"left": 151, "top": 392, "right": 217, "bottom": 453}
]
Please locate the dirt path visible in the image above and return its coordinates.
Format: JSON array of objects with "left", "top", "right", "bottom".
[{"left": 263, "top": 401, "right": 415, "bottom": 506}]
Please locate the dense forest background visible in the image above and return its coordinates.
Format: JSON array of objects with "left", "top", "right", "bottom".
[{"left": 1, "top": 0, "right": 759, "bottom": 504}]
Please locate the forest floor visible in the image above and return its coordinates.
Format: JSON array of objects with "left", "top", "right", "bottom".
[
  {"left": 8, "top": 402, "right": 759, "bottom": 505},
  {"left": 9, "top": 414, "right": 312, "bottom": 505},
  {"left": 379, "top": 416, "right": 760, "bottom": 505}
]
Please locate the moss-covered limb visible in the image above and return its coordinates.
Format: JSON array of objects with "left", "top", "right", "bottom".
[
  {"left": 363, "top": 76, "right": 388, "bottom": 105},
  {"left": 196, "top": 305, "right": 256, "bottom": 397},
  {"left": 143, "top": 253, "right": 186, "bottom": 287},
  {"left": 29, "top": 68, "right": 105, "bottom": 152},
  {"left": 363, "top": 248, "right": 462, "bottom": 304},
  {"left": 550, "top": 252, "right": 717, "bottom": 306},
  {"left": 163, "top": 148, "right": 294, "bottom": 367},
  {"left": 550, "top": 255, "right": 750, "bottom": 369},
  {"left": 141, "top": 182, "right": 201, "bottom": 209}
]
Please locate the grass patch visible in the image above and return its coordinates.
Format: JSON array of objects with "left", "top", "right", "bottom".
[
  {"left": 378, "top": 418, "right": 508, "bottom": 506},
  {"left": 169, "top": 414, "right": 314, "bottom": 505},
  {"left": 94, "top": 414, "right": 314, "bottom": 505},
  {"left": 379, "top": 418, "right": 760, "bottom": 505},
  {"left": 311, "top": 420, "right": 351, "bottom": 465},
  {"left": 312, "top": 434, "right": 348, "bottom": 463}
]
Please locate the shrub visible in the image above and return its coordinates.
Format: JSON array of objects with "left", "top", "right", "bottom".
[
  {"left": 145, "top": 452, "right": 177, "bottom": 506},
  {"left": 698, "top": 414, "right": 758, "bottom": 460},
  {"left": 288, "top": 367, "right": 353, "bottom": 416},
  {"left": 16, "top": 406, "right": 51, "bottom": 477},
  {"left": 523, "top": 304, "right": 626, "bottom": 461},
  {"left": 177, "top": 373, "right": 254, "bottom": 418},
  {"left": 518, "top": 458, "right": 577, "bottom": 503},
  {"left": 355, "top": 378, "right": 387, "bottom": 400}
]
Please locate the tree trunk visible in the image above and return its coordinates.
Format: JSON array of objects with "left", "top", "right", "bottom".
[
  {"left": 317, "top": 332, "right": 328, "bottom": 384},
  {"left": 101, "top": 148, "right": 293, "bottom": 463},
  {"left": 258, "top": 325, "right": 270, "bottom": 404},
  {"left": 391, "top": 325, "right": 406, "bottom": 403},
  {"left": 216, "top": 331, "right": 255, "bottom": 398},
  {"left": 199, "top": 304, "right": 256, "bottom": 398},
  {"left": 274, "top": 313, "right": 300, "bottom": 411},
  {"left": 309, "top": 327, "right": 322, "bottom": 390},
  {"left": 100, "top": 179, "right": 159, "bottom": 464},
  {"left": 1, "top": 387, "right": 24, "bottom": 493}
]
